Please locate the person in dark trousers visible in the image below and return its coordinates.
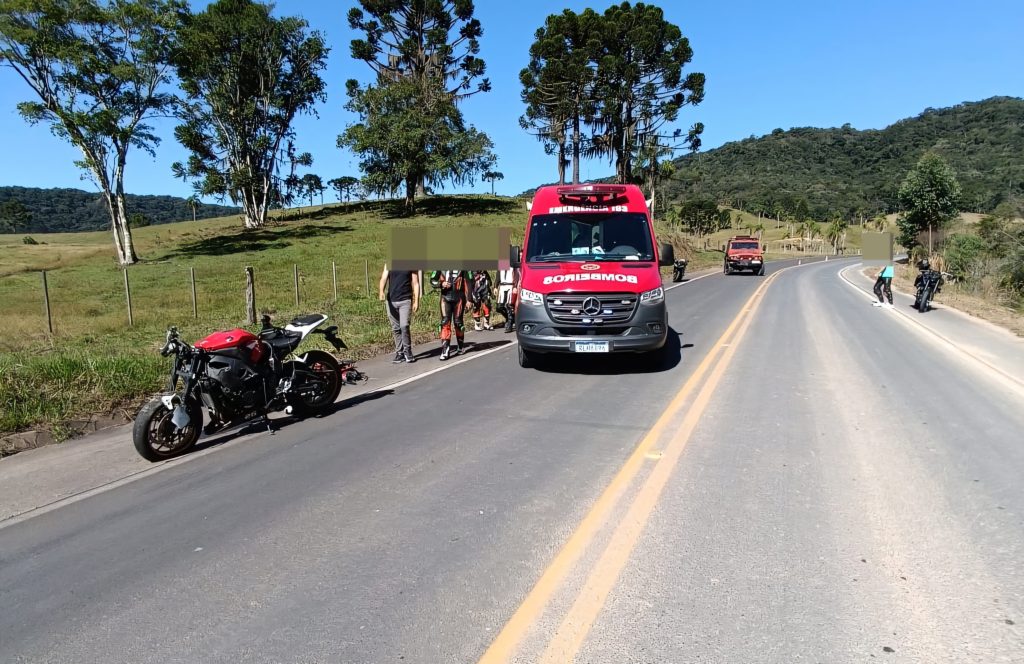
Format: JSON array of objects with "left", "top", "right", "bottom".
[
  {"left": 471, "top": 270, "right": 494, "bottom": 331},
  {"left": 872, "top": 262, "right": 894, "bottom": 308},
  {"left": 432, "top": 269, "right": 472, "bottom": 360},
  {"left": 495, "top": 266, "right": 519, "bottom": 333},
  {"left": 379, "top": 263, "right": 419, "bottom": 363}
]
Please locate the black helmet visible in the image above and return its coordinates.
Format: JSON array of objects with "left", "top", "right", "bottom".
[{"left": 918, "top": 258, "right": 930, "bottom": 270}]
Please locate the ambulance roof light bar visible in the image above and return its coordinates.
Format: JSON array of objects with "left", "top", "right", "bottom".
[{"left": 555, "top": 184, "right": 629, "bottom": 205}]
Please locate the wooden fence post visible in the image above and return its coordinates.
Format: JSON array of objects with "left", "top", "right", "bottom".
[
  {"left": 190, "top": 266, "right": 198, "bottom": 318},
  {"left": 245, "top": 266, "right": 256, "bottom": 324},
  {"left": 332, "top": 261, "right": 338, "bottom": 303},
  {"left": 123, "top": 268, "right": 134, "bottom": 326},
  {"left": 41, "top": 270, "right": 53, "bottom": 335},
  {"left": 293, "top": 264, "right": 300, "bottom": 307}
]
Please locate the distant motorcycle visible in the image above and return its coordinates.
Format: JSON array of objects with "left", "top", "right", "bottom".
[
  {"left": 672, "top": 258, "right": 689, "bottom": 282},
  {"left": 132, "top": 313, "right": 366, "bottom": 462},
  {"left": 913, "top": 269, "right": 947, "bottom": 312}
]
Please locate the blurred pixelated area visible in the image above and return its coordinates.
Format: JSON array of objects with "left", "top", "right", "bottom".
[
  {"left": 387, "top": 227, "right": 513, "bottom": 271},
  {"left": 862, "top": 231, "right": 894, "bottom": 266}
]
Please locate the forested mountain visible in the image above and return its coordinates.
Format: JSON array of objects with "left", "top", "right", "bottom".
[
  {"left": 0, "top": 186, "right": 241, "bottom": 234},
  {"left": 665, "top": 96, "right": 1024, "bottom": 220}
]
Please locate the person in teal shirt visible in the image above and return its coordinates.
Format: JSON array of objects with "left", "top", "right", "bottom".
[{"left": 873, "top": 263, "right": 894, "bottom": 308}]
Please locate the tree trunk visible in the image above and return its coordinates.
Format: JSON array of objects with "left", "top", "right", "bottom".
[
  {"left": 572, "top": 115, "right": 581, "bottom": 185},
  {"left": 405, "top": 175, "right": 417, "bottom": 214},
  {"left": 557, "top": 138, "right": 567, "bottom": 186},
  {"left": 110, "top": 157, "right": 138, "bottom": 265}
]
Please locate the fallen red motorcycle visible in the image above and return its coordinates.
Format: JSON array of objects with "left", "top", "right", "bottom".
[{"left": 132, "top": 313, "right": 367, "bottom": 462}]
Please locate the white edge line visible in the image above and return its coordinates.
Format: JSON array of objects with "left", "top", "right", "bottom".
[{"left": 836, "top": 264, "right": 1024, "bottom": 393}]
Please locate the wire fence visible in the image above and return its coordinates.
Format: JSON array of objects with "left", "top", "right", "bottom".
[{"left": 1, "top": 259, "right": 454, "bottom": 353}]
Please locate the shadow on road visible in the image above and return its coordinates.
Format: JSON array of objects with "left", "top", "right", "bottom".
[
  {"left": 186, "top": 388, "right": 396, "bottom": 456},
  {"left": 412, "top": 338, "right": 513, "bottom": 361},
  {"left": 530, "top": 327, "right": 687, "bottom": 375}
]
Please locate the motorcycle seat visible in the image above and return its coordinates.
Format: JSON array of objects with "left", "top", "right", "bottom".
[{"left": 265, "top": 330, "right": 302, "bottom": 354}]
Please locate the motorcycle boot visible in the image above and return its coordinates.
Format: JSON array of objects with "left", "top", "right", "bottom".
[{"left": 440, "top": 339, "right": 451, "bottom": 361}]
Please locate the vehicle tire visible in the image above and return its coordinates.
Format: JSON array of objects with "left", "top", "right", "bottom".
[
  {"left": 518, "top": 343, "right": 537, "bottom": 368},
  {"left": 132, "top": 395, "right": 202, "bottom": 462},
  {"left": 288, "top": 350, "right": 342, "bottom": 416}
]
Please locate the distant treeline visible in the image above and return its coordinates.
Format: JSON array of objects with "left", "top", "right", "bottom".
[
  {"left": 520, "top": 96, "right": 1024, "bottom": 222},
  {"left": 0, "top": 186, "right": 241, "bottom": 234}
]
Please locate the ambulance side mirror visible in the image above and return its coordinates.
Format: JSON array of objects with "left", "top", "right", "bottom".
[
  {"left": 510, "top": 245, "right": 522, "bottom": 268},
  {"left": 658, "top": 242, "right": 674, "bottom": 267}
]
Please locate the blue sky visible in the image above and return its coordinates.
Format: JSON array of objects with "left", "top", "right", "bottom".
[{"left": 1, "top": 0, "right": 1022, "bottom": 200}]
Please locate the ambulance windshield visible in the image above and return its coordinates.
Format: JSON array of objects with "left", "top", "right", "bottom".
[{"left": 525, "top": 213, "right": 654, "bottom": 262}]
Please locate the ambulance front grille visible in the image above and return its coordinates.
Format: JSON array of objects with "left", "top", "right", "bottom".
[{"left": 545, "top": 291, "right": 637, "bottom": 324}]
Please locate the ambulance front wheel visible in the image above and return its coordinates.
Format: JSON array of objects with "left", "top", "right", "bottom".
[{"left": 518, "top": 343, "right": 537, "bottom": 368}]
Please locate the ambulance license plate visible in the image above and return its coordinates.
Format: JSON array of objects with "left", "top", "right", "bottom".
[{"left": 575, "top": 341, "right": 609, "bottom": 353}]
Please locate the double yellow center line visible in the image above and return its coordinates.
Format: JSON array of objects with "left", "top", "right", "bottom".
[{"left": 478, "top": 266, "right": 788, "bottom": 663}]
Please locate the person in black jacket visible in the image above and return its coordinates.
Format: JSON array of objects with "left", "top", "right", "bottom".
[
  {"left": 470, "top": 270, "right": 494, "bottom": 331},
  {"left": 432, "top": 269, "right": 472, "bottom": 360}
]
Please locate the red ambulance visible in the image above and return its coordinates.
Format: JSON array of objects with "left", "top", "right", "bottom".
[{"left": 509, "top": 183, "right": 675, "bottom": 368}]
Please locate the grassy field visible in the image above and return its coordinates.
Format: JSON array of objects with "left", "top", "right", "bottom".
[{"left": 1, "top": 194, "right": 743, "bottom": 445}]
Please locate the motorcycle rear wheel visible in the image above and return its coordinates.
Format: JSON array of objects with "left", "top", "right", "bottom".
[
  {"left": 132, "top": 396, "right": 202, "bottom": 462},
  {"left": 287, "top": 350, "right": 342, "bottom": 416}
]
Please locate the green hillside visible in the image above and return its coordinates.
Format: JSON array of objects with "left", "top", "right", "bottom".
[{"left": 666, "top": 96, "right": 1024, "bottom": 219}]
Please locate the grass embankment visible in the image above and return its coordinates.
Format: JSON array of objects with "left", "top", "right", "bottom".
[{"left": 0, "top": 196, "right": 534, "bottom": 444}]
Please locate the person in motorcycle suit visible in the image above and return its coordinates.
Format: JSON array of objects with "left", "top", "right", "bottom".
[
  {"left": 495, "top": 266, "right": 519, "bottom": 333},
  {"left": 913, "top": 258, "right": 945, "bottom": 303},
  {"left": 913, "top": 258, "right": 944, "bottom": 290},
  {"left": 470, "top": 270, "right": 494, "bottom": 331},
  {"left": 431, "top": 269, "right": 472, "bottom": 360}
]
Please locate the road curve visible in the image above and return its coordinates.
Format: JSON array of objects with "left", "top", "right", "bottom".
[{"left": 1, "top": 256, "right": 1022, "bottom": 664}]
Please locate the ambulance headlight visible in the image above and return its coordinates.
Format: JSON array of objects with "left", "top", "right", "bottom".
[
  {"left": 640, "top": 286, "right": 664, "bottom": 305},
  {"left": 520, "top": 288, "right": 543, "bottom": 305}
]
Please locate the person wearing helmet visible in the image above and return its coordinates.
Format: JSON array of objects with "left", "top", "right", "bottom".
[
  {"left": 914, "top": 257, "right": 945, "bottom": 305},
  {"left": 433, "top": 269, "right": 472, "bottom": 360},
  {"left": 470, "top": 270, "right": 494, "bottom": 331},
  {"left": 873, "top": 261, "right": 894, "bottom": 308}
]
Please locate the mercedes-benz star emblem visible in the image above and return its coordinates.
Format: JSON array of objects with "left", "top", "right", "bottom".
[{"left": 582, "top": 297, "right": 601, "bottom": 316}]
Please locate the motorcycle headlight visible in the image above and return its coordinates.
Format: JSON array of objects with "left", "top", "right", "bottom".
[
  {"left": 640, "top": 286, "right": 664, "bottom": 305},
  {"left": 520, "top": 288, "right": 543, "bottom": 305}
]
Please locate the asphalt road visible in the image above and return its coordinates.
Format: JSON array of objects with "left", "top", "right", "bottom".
[{"left": 1, "top": 257, "right": 1022, "bottom": 664}]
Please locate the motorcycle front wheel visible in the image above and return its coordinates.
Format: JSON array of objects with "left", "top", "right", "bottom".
[
  {"left": 287, "top": 350, "right": 342, "bottom": 417},
  {"left": 132, "top": 396, "right": 203, "bottom": 462}
]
